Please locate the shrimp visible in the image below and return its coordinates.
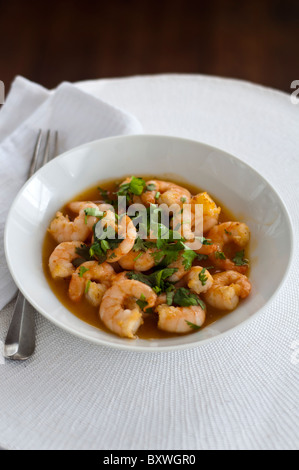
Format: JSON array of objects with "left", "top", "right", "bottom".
[
  {"left": 112, "top": 271, "right": 130, "bottom": 283},
  {"left": 67, "top": 201, "right": 114, "bottom": 214},
  {"left": 171, "top": 204, "right": 195, "bottom": 240},
  {"left": 156, "top": 304, "right": 206, "bottom": 333},
  {"left": 99, "top": 280, "right": 157, "bottom": 338},
  {"left": 49, "top": 241, "right": 84, "bottom": 279},
  {"left": 167, "top": 254, "right": 189, "bottom": 282},
  {"left": 68, "top": 261, "right": 115, "bottom": 305},
  {"left": 155, "top": 293, "right": 167, "bottom": 307},
  {"left": 191, "top": 192, "right": 221, "bottom": 233},
  {"left": 95, "top": 211, "right": 137, "bottom": 262},
  {"left": 186, "top": 266, "right": 213, "bottom": 295},
  {"left": 203, "top": 271, "right": 251, "bottom": 310},
  {"left": 118, "top": 248, "right": 157, "bottom": 271},
  {"left": 207, "top": 222, "right": 250, "bottom": 273},
  {"left": 49, "top": 202, "right": 100, "bottom": 243},
  {"left": 141, "top": 180, "right": 191, "bottom": 207}
]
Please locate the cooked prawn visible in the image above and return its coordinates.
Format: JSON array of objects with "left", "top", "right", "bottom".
[
  {"left": 69, "top": 261, "right": 115, "bottom": 305},
  {"left": 95, "top": 211, "right": 137, "bottom": 262},
  {"left": 186, "top": 266, "right": 213, "bottom": 294},
  {"left": 191, "top": 192, "right": 221, "bottom": 233},
  {"left": 67, "top": 201, "right": 114, "bottom": 214},
  {"left": 141, "top": 180, "right": 191, "bottom": 207},
  {"left": 112, "top": 271, "right": 130, "bottom": 283},
  {"left": 99, "top": 280, "right": 157, "bottom": 338},
  {"left": 49, "top": 202, "right": 100, "bottom": 243},
  {"left": 49, "top": 241, "right": 84, "bottom": 279},
  {"left": 203, "top": 271, "right": 251, "bottom": 310},
  {"left": 167, "top": 254, "right": 188, "bottom": 282},
  {"left": 156, "top": 304, "right": 206, "bottom": 333},
  {"left": 118, "top": 248, "right": 158, "bottom": 271},
  {"left": 207, "top": 222, "right": 250, "bottom": 273}
]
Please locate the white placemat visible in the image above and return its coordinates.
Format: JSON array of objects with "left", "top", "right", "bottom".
[{"left": 1, "top": 74, "right": 298, "bottom": 450}]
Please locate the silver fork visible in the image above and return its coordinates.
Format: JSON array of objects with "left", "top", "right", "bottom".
[{"left": 4, "top": 130, "right": 58, "bottom": 361}]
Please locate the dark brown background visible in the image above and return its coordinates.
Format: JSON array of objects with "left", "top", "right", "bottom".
[{"left": 0, "top": 0, "right": 298, "bottom": 93}]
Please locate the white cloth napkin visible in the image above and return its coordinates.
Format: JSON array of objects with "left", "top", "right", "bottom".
[
  {"left": 0, "top": 76, "right": 142, "bottom": 310},
  {"left": 0, "top": 75, "right": 298, "bottom": 451}
]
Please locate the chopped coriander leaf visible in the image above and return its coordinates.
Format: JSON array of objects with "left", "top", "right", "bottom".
[
  {"left": 198, "top": 299, "right": 206, "bottom": 311},
  {"left": 180, "top": 197, "right": 187, "bottom": 203},
  {"left": 182, "top": 249, "right": 197, "bottom": 271},
  {"left": 126, "top": 268, "right": 177, "bottom": 293},
  {"left": 215, "top": 251, "right": 226, "bottom": 260},
  {"left": 233, "top": 250, "right": 249, "bottom": 266},
  {"left": 153, "top": 286, "right": 161, "bottom": 294},
  {"left": 150, "top": 250, "right": 165, "bottom": 265},
  {"left": 198, "top": 268, "right": 208, "bottom": 286},
  {"left": 145, "top": 307, "right": 154, "bottom": 314},
  {"left": 109, "top": 252, "right": 117, "bottom": 260},
  {"left": 166, "top": 290, "right": 175, "bottom": 306},
  {"left": 155, "top": 191, "right": 160, "bottom": 200},
  {"left": 85, "top": 280, "right": 91, "bottom": 294},
  {"left": 173, "top": 288, "right": 201, "bottom": 307},
  {"left": 136, "top": 293, "right": 148, "bottom": 311},
  {"left": 197, "top": 236, "right": 213, "bottom": 246},
  {"left": 133, "top": 237, "right": 148, "bottom": 252},
  {"left": 100, "top": 239, "right": 110, "bottom": 252},
  {"left": 134, "top": 252, "right": 143, "bottom": 261},
  {"left": 89, "top": 241, "right": 106, "bottom": 263},
  {"left": 185, "top": 320, "right": 201, "bottom": 331},
  {"left": 117, "top": 176, "right": 146, "bottom": 199},
  {"left": 72, "top": 257, "right": 86, "bottom": 268},
  {"left": 78, "top": 266, "right": 89, "bottom": 277},
  {"left": 75, "top": 244, "right": 93, "bottom": 261},
  {"left": 149, "top": 268, "right": 178, "bottom": 291},
  {"left": 129, "top": 176, "right": 146, "bottom": 195},
  {"left": 84, "top": 207, "right": 104, "bottom": 218},
  {"left": 224, "top": 229, "right": 232, "bottom": 235},
  {"left": 146, "top": 184, "right": 156, "bottom": 191},
  {"left": 126, "top": 271, "right": 153, "bottom": 287}
]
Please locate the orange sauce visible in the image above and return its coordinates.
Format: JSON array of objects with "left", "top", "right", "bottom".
[{"left": 42, "top": 176, "right": 250, "bottom": 339}]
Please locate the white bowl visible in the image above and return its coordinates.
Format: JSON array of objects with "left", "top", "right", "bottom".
[{"left": 5, "top": 135, "right": 293, "bottom": 351}]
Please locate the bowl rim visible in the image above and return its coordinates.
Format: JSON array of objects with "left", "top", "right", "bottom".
[{"left": 4, "top": 134, "right": 295, "bottom": 352}]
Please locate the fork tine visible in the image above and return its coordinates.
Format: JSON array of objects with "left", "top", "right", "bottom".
[
  {"left": 41, "top": 130, "right": 51, "bottom": 166},
  {"left": 28, "top": 129, "right": 42, "bottom": 178},
  {"left": 53, "top": 130, "right": 59, "bottom": 158}
]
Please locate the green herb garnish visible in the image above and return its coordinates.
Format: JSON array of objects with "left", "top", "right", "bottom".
[
  {"left": 84, "top": 207, "right": 104, "bottom": 218},
  {"left": 173, "top": 288, "right": 201, "bottom": 307},
  {"left": 85, "top": 280, "right": 91, "bottom": 294},
  {"left": 198, "top": 268, "right": 208, "bottom": 286},
  {"left": 78, "top": 266, "right": 89, "bottom": 277},
  {"left": 233, "top": 250, "right": 249, "bottom": 266},
  {"left": 182, "top": 249, "right": 197, "bottom": 271},
  {"left": 215, "top": 251, "right": 226, "bottom": 260},
  {"left": 146, "top": 184, "right": 156, "bottom": 191},
  {"left": 117, "top": 176, "right": 146, "bottom": 200},
  {"left": 136, "top": 293, "right": 148, "bottom": 311},
  {"left": 185, "top": 320, "right": 201, "bottom": 331},
  {"left": 75, "top": 244, "right": 93, "bottom": 261}
]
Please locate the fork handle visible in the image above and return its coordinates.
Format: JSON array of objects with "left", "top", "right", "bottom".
[{"left": 4, "top": 291, "right": 36, "bottom": 360}]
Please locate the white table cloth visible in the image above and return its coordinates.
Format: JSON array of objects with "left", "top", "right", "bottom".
[{"left": 0, "top": 74, "right": 298, "bottom": 450}]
